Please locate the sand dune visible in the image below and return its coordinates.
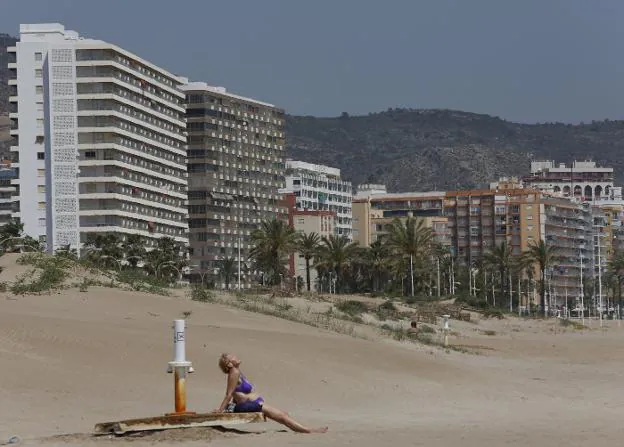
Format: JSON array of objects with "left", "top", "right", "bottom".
[{"left": 1, "top": 281, "right": 624, "bottom": 446}]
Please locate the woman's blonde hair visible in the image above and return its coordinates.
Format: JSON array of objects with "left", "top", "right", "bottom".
[{"left": 218, "top": 353, "right": 231, "bottom": 373}]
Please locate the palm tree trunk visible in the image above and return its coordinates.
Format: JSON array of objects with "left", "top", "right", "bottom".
[
  {"left": 540, "top": 269, "right": 546, "bottom": 317},
  {"left": 410, "top": 254, "right": 414, "bottom": 297},
  {"left": 305, "top": 257, "right": 311, "bottom": 292},
  {"left": 618, "top": 278, "right": 622, "bottom": 320}
]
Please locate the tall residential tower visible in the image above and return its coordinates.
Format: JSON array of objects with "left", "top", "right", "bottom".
[
  {"left": 8, "top": 23, "right": 188, "bottom": 254},
  {"left": 181, "top": 82, "right": 285, "bottom": 288}
]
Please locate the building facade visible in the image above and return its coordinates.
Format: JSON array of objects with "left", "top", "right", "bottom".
[
  {"left": 444, "top": 188, "right": 543, "bottom": 263},
  {"left": 9, "top": 23, "right": 188, "bottom": 254},
  {"left": 182, "top": 82, "right": 285, "bottom": 288},
  {"left": 523, "top": 160, "right": 614, "bottom": 201},
  {"left": 283, "top": 160, "right": 352, "bottom": 239},
  {"left": 0, "top": 166, "right": 15, "bottom": 226}
]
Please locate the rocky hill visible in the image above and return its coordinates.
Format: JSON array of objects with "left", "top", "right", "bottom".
[{"left": 285, "top": 110, "right": 624, "bottom": 192}]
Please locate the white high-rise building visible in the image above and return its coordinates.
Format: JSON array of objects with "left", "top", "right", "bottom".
[
  {"left": 282, "top": 160, "right": 352, "bottom": 239},
  {"left": 8, "top": 24, "right": 188, "bottom": 254},
  {"left": 523, "top": 160, "right": 614, "bottom": 201}
]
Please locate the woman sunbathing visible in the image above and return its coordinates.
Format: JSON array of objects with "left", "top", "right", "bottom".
[{"left": 214, "top": 353, "right": 328, "bottom": 434}]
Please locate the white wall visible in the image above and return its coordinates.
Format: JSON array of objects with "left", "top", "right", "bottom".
[{"left": 14, "top": 39, "right": 48, "bottom": 239}]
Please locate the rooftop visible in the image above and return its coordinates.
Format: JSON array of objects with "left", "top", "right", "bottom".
[{"left": 180, "top": 81, "right": 276, "bottom": 108}]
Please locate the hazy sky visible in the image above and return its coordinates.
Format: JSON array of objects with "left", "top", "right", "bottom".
[{"left": 2, "top": 0, "right": 622, "bottom": 123}]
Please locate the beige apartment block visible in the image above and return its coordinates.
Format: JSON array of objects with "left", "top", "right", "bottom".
[
  {"left": 352, "top": 191, "right": 449, "bottom": 248},
  {"left": 291, "top": 209, "right": 337, "bottom": 290}
]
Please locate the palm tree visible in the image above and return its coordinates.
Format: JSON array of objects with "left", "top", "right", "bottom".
[
  {"left": 523, "top": 239, "right": 558, "bottom": 317},
  {"left": 83, "top": 233, "right": 123, "bottom": 267},
  {"left": 365, "top": 239, "right": 390, "bottom": 292},
  {"left": 607, "top": 252, "right": 624, "bottom": 319},
  {"left": 315, "top": 235, "right": 359, "bottom": 293},
  {"left": 249, "top": 218, "right": 297, "bottom": 286},
  {"left": 483, "top": 241, "right": 514, "bottom": 308},
  {"left": 385, "top": 217, "right": 434, "bottom": 296},
  {"left": 297, "top": 232, "right": 321, "bottom": 292},
  {"left": 217, "top": 257, "right": 236, "bottom": 290},
  {"left": 123, "top": 234, "right": 146, "bottom": 268},
  {"left": 0, "top": 219, "right": 24, "bottom": 252},
  {"left": 145, "top": 237, "right": 187, "bottom": 278}
]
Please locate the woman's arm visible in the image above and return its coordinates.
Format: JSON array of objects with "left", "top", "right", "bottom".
[{"left": 214, "top": 369, "right": 240, "bottom": 412}]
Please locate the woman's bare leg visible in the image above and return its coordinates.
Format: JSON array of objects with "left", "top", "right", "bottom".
[{"left": 261, "top": 404, "right": 328, "bottom": 434}]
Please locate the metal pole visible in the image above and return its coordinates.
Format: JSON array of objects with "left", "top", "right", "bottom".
[
  {"left": 437, "top": 257, "right": 441, "bottom": 297},
  {"left": 509, "top": 272, "right": 513, "bottom": 313},
  {"left": 237, "top": 233, "right": 241, "bottom": 291},
  {"left": 598, "top": 233, "right": 603, "bottom": 327},
  {"left": 167, "top": 320, "right": 193, "bottom": 415},
  {"left": 580, "top": 248, "right": 585, "bottom": 326},
  {"left": 517, "top": 276, "right": 521, "bottom": 317}
]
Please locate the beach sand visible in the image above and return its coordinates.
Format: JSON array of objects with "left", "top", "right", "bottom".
[{"left": 1, "top": 280, "right": 623, "bottom": 446}]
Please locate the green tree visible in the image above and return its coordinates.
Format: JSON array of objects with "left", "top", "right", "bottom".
[
  {"left": 217, "top": 257, "right": 236, "bottom": 290},
  {"left": 523, "top": 239, "right": 558, "bottom": 317},
  {"left": 607, "top": 251, "right": 624, "bottom": 319},
  {"left": 123, "top": 234, "right": 146, "bottom": 268},
  {"left": 315, "top": 235, "right": 359, "bottom": 293},
  {"left": 385, "top": 217, "right": 434, "bottom": 296},
  {"left": 145, "top": 237, "right": 187, "bottom": 278},
  {"left": 364, "top": 239, "right": 390, "bottom": 292},
  {"left": 0, "top": 219, "right": 24, "bottom": 252},
  {"left": 296, "top": 232, "right": 321, "bottom": 292},
  {"left": 83, "top": 233, "right": 123, "bottom": 268},
  {"left": 249, "top": 218, "right": 297, "bottom": 286},
  {"left": 483, "top": 241, "right": 514, "bottom": 307}
]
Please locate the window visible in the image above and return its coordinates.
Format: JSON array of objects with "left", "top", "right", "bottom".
[
  {"left": 38, "top": 201, "right": 46, "bottom": 209},
  {"left": 297, "top": 218, "right": 305, "bottom": 224},
  {"left": 527, "top": 215, "right": 533, "bottom": 220},
  {"left": 35, "top": 85, "right": 43, "bottom": 94},
  {"left": 37, "top": 169, "right": 45, "bottom": 177},
  {"left": 37, "top": 152, "right": 45, "bottom": 160},
  {"left": 35, "top": 69, "right": 42, "bottom": 78},
  {"left": 37, "top": 185, "right": 45, "bottom": 193},
  {"left": 35, "top": 135, "right": 44, "bottom": 144},
  {"left": 36, "top": 101, "right": 43, "bottom": 112},
  {"left": 38, "top": 218, "right": 46, "bottom": 227},
  {"left": 35, "top": 52, "right": 42, "bottom": 61},
  {"left": 84, "top": 151, "right": 96, "bottom": 158},
  {"left": 36, "top": 118, "right": 43, "bottom": 128}
]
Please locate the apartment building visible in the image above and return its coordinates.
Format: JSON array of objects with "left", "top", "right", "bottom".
[
  {"left": 538, "top": 196, "right": 592, "bottom": 305},
  {"left": 8, "top": 23, "right": 188, "bottom": 255},
  {"left": 283, "top": 160, "right": 352, "bottom": 239},
  {"left": 351, "top": 190, "right": 450, "bottom": 249},
  {"left": 444, "top": 188, "right": 543, "bottom": 263},
  {"left": 182, "top": 82, "right": 285, "bottom": 288},
  {"left": 523, "top": 160, "right": 614, "bottom": 201},
  {"left": 0, "top": 166, "right": 15, "bottom": 226},
  {"left": 281, "top": 191, "right": 336, "bottom": 290}
]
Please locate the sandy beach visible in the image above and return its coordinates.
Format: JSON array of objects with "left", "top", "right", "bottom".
[{"left": 1, "top": 267, "right": 624, "bottom": 446}]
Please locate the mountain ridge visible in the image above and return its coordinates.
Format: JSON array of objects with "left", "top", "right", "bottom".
[
  {"left": 284, "top": 109, "right": 624, "bottom": 192},
  {"left": 1, "top": 34, "right": 622, "bottom": 192}
]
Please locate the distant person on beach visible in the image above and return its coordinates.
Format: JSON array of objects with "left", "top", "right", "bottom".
[
  {"left": 213, "top": 353, "right": 328, "bottom": 434},
  {"left": 407, "top": 320, "right": 419, "bottom": 336}
]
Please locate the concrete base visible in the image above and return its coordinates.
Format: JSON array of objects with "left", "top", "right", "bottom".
[{"left": 94, "top": 412, "right": 265, "bottom": 435}]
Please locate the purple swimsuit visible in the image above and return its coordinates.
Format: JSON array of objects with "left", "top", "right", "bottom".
[{"left": 233, "top": 373, "right": 264, "bottom": 413}]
